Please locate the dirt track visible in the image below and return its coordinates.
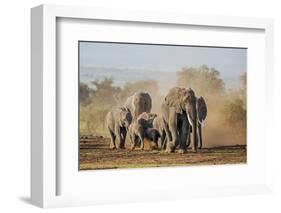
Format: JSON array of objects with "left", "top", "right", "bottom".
[{"left": 79, "top": 135, "right": 246, "bottom": 170}]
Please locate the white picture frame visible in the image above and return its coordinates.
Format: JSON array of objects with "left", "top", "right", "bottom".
[{"left": 31, "top": 4, "right": 274, "bottom": 208}]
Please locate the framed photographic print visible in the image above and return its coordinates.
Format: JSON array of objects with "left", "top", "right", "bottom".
[{"left": 31, "top": 4, "right": 274, "bottom": 208}]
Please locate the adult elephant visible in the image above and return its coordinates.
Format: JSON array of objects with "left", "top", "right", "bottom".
[
  {"left": 124, "top": 92, "right": 152, "bottom": 120},
  {"left": 161, "top": 87, "right": 198, "bottom": 153}
]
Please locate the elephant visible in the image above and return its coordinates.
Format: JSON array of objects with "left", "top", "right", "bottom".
[
  {"left": 186, "top": 96, "right": 207, "bottom": 149},
  {"left": 153, "top": 116, "right": 167, "bottom": 150},
  {"left": 124, "top": 92, "right": 152, "bottom": 120},
  {"left": 105, "top": 107, "right": 132, "bottom": 149},
  {"left": 161, "top": 87, "right": 198, "bottom": 153},
  {"left": 128, "top": 112, "right": 157, "bottom": 150}
]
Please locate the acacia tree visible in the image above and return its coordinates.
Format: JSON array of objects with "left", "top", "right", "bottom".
[
  {"left": 91, "top": 77, "right": 122, "bottom": 105},
  {"left": 80, "top": 77, "right": 121, "bottom": 134}
]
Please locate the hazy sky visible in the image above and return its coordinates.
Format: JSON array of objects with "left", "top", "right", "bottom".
[{"left": 79, "top": 41, "right": 246, "bottom": 83}]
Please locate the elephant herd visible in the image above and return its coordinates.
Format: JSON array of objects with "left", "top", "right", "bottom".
[{"left": 105, "top": 87, "right": 207, "bottom": 153}]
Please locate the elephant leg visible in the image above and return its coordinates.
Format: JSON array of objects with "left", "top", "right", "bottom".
[
  {"left": 120, "top": 128, "right": 127, "bottom": 149},
  {"left": 170, "top": 113, "right": 178, "bottom": 146},
  {"left": 129, "top": 134, "right": 133, "bottom": 145},
  {"left": 163, "top": 120, "right": 172, "bottom": 143},
  {"left": 137, "top": 132, "right": 145, "bottom": 150},
  {"left": 186, "top": 126, "right": 191, "bottom": 148},
  {"left": 108, "top": 128, "right": 116, "bottom": 149},
  {"left": 114, "top": 125, "right": 122, "bottom": 149},
  {"left": 157, "top": 133, "right": 162, "bottom": 149},
  {"left": 175, "top": 119, "right": 182, "bottom": 148},
  {"left": 166, "top": 113, "right": 177, "bottom": 153},
  {"left": 178, "top": 115, "right": 188, "bottom": 153},
  {"left": 197, "top": 124, "right": 202, "bottom": 149},
  {"left": 130, "top": 134, "right": 136, "bottom": 150},
  {"left": 161, "top": 131, "right": 167, "bottom": 150},
  {"left": 191, "top": 124, "right": 198, "bottom": 153},
  {"left": 136, "top": 137, "right": 141, "bottom": 147},
  {"left": 163, "top": 136, "right": 167, "bottom": 150}
]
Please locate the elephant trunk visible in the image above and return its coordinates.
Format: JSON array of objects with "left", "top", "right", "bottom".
[
  {"left": 134, "top": 105, "right": 141, "bottom": 118},
  {"left": 191, "top": 116, "right": 197, "bottom": 152},
  {"left": 124, "top": 121, "right": 130, "bottom": 129}
]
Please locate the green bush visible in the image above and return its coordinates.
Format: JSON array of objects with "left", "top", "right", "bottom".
[{"left": 222, "top": 73, "right": 247, "bottom": 142}]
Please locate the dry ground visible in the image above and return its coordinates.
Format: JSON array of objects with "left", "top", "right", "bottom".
[{"left": 79, "top": 135, "right": 246, "bottom": 170}]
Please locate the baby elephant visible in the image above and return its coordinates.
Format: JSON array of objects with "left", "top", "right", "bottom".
[
  {"left": 105, "top": 107, "right": 132, "bottom": 149},
  {"left": 128, "top": 112, "right": 157, "bottom": 150},
  {"left": 144, "top": 128, "right": 161, "bottom": 149},
  {"left": 153, "top": 116, "right": 167, "bottom": 150}
]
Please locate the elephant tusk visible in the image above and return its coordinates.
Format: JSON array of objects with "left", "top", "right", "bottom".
[
  {"left": 187, "top": 112, "right": 193, "bottom": 126},
  {"left": 198, "top": 119, "right": 205, "bottom": 127},
  {"left": 201, "top": 121, "right": 205, "bottom": 128}
]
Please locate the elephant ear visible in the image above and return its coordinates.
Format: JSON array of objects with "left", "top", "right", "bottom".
[
  {"left": 123, "top": 107, "right": 131, "bottom": 114},
  {"left": 145, "top": 92, "right": 152, "bottom": 112},
  {"left": 143, "top": 92, "right": 152, "bottom": 113},
  {"left": 137, "top": 112, "right": 148, "bottom": 120},
  {"left": 164, "top": 87, "right": 188, "bottom": 113},
  {"left": 197, "top": 96, "right": 207, "bottom": 124},
  {"left": 118, "top": 107, "right": 129, "bottom": 120},
  {"left": 124, "top": 95, "right": 134, "bottom": 114}
]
